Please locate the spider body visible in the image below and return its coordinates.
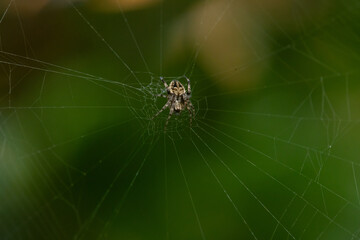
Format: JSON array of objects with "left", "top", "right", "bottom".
[
  {"left": 170, "top": 81, "right": 186, "bottom": 113},
  {"left": 153, "top": 77, "right": 195, "bottom": 130}
]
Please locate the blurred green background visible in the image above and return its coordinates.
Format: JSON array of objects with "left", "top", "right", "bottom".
[{"left": 1, "top": 0, "right": 360, "bottom": 239}]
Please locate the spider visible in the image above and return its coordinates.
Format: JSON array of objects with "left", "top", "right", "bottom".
[{"left": 153, "top": 76, "right": 195, "bottom": 130}]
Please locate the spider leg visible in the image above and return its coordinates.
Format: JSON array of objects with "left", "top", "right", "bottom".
[
  {"left": 152, "top": 97, "right": 173, "bottom": 119},
  {"left": 185, "top": 100, "right": 194, "bottom": 127},
  {"left": 164, "top": 101, "right": 176, "bottom": 131},
  {"left": 156, "top": 94, "right": 167, "bottom": 98},
  {"left": 183, "top": 95, "right": 195, "bottom": 111},
  {"left": 184, "top": 76, "right": 191, "bottom": 96},
  {"left": 160, "top": 77, "right": 168, "bottom": 88}
]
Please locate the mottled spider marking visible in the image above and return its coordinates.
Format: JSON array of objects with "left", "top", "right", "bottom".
[
  {"left": 169, "top": 80, "right": 186, "bottom": 95},
  {"left": 153, "top": 77, "right": 195, "bottom": 130}
]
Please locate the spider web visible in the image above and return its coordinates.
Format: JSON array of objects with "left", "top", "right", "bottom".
[{"left": 1, "top": 0, "right": 360, "bottom": 239}]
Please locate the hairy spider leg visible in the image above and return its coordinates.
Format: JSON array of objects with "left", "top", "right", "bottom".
[
  {"left": 156, "top": 94, "right": 168, "bottom": 98},
  {"left": 183, "top": 76, "right": 191, "bottom": 96},
  {"left": 184, "top": 98, "right": 195, "bottom": 127},
  {"left": 165, "top": 100, "right": 176, "bottom": 131},
  {"left": 183, "top": 94, "right": 194, "bottom": 109},
  {"left": 188, "top": 101, "right": 195, "bottom": 112},
  {"left": 160, "top": 77, "right": 168, "bottom": 88},
  {"left": 152, "top": 95, "right": 174, "bottom": 119},
  {"left": 186, "top": 103, "right": 193, "bottom": 127}
]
